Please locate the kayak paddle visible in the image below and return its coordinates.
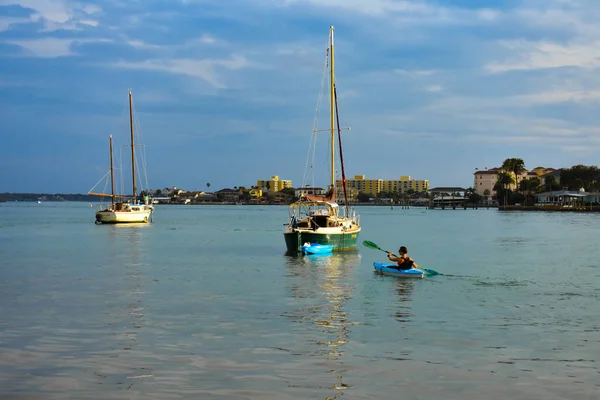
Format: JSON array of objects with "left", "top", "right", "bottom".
[{"left": 362, "top": 240, "right": 441, "bottom": 276}]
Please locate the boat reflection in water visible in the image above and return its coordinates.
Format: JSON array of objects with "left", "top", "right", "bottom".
[
  {"left": 284, "top": 251, "right": 361, "bottom": 399},
  {"left": 393, "top": 280, "right": 416, "bottom": 323},
  {"left": 103, "top": 224, "right": 151, "bottom": 388}
]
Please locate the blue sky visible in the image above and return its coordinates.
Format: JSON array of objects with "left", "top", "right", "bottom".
[{"left": 1, "top": 0, "right": 600, "bottom": 193}]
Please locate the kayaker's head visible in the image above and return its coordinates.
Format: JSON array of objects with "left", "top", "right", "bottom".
[{"left": 399, "top": 246, "right": 408, "bottom": 255}]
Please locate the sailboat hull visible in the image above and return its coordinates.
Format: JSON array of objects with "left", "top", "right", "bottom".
[
  {"left": 95, "top": 206, "right": 153, "bottom": 224},
  {"left": 284, "top": 228, "right": 360, "bottom": 253}
]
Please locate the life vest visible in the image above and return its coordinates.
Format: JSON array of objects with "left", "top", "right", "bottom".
[{"left": 397, "top": 256, "right": 414, "bottom": 270}]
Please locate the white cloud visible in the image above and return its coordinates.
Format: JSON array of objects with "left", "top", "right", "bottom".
[
  {"left": 278, "top": 0, "right": 434, "bottom": 16},
  {"left": 109, "top": 55, "right": 250, "bottom": 88},
  {"left": 79, "top": 19, "right": 98, "bottom": 27},
  {"left": 394, "top": 69, "right": 436, "bottom": 76},
  {"left": 197, "top": 34, "right": 216, "bottom": 44},
  {"left": 121, "top": 34, "right": 222, "bottom": 51},
  {"left": 0, "top": 15, "right": 37, "bottom": 31},
  {"left": 486, "top": 40, "right": 600, "bottom": 73},
  {"left": 7, "top": 37, "right": 110, "bottom": 57},
  {"left": 275, "top": 0, "right": 504, "bottom": 25},
  {"left": 1, "top": 0, "right": 102, "bottom": 31},
  {"left": 514, "top": 89, "right": 600, "bottom": 104},
  {"left": 561, "top": 145, "right": 598, "bottom": 153},
  {"left": 425, "top": 84, "right": 443, "bottom": 92}
]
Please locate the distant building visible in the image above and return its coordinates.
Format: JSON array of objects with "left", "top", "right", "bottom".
[
  {"left": 540, "top": 168, "right": 561, "bottom": 186},
  {"left": 215, "top": 188, "right": 241, "bottom": 202},
  {"left": 256, "top": 175, "right": 292, "bottom": 192},
  {"left": 473, "top": 167, "right": 502, "bottom": 197},
  {"left": 381, "top": 176, "right": 429, "bottom": 194},
  {"left": 336, "top": 186, "right": 360, "bottom": 202},
  {"left": 294, "top": 187, "right": 325, "bottom": 198},
  {"left": 474, "top": 166, "right": 557, "bottom": 197},
  {"left": 339, "top": 174, "right": 429, "bottom": 197}
]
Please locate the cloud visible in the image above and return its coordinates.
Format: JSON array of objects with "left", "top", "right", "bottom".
[
  {"left": 6, "top": 37, "right": 110, "bottom": 57},
  {"left": 1, "top": 0, "right": 102, "bottom": 31},
  {"left": 122, "top": 34, "right": 221, "bottom": 51},
  {"left": 486, "top": 40, "right": 600, "bottom": 73},
  {"left": 277, "top": 0, "right": 436, "bottom": 16},
  {"left": 108, "top": 55, "right": 250, "bottom": 88},
  {"left": 425, "top": 85, "right": 443, "bottom": 92},
  {"left": 197, "top": 34, "right": 216, "bottom": 44},
  {"left": 275, "top": 0, "right": 505, "bottom": 25},
  {"left": 561, "top": 145, "right": 599, "bottom": 153},
  {"left": 513, "top": 89, "right": 600, "bottom": 105},
  {"left": 0, "top": 15, "right": 38, "bottom": 31},
  {"left": 394, "top": 69, "right": 436, "bottom": 76}
]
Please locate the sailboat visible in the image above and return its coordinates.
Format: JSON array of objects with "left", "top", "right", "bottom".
[
  {"left": 89, "top": 90, "right": 154, "bottom": 224},
  {"left": 283, "top": 26, "right": 361, "bottom": 253}
]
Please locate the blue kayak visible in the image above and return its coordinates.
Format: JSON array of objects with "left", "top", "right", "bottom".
[
  {"left": 302, "top": 243, "right": 334, "bottom": 255},
  {"left": 373, "top": 262, "right": 425, "bottom": 278}
]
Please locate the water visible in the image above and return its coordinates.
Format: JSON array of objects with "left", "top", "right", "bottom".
[{"left": 0, "top": 202, "right": 599, "bottom": 399}]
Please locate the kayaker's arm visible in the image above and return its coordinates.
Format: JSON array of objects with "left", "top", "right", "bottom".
[{"left": 387, "top": 252, "right": 402, "bottom": 263}]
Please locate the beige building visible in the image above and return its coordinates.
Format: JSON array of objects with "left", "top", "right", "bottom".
[
  {"left": 256, "top": 176, "right": 292, "bottom": 192},
  {"left": 337, "top": 174, "right": 429, "bottom": 197},
  {"left": 474, "top": 166, "right": 556, "bottom": 196}
]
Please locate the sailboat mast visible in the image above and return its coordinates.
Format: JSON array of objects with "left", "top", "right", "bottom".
[
  {"left": 128, "top": 89, "right": 137, "bottom": 203},
  {"left": 334, "top": 85, "right": 350, "bottom": 216},
  {"left": 110, "top": 134, "right": 115, "bottom": 207},
  {"left": 329, "top": 25, "right": 335, "bottom": 189}
]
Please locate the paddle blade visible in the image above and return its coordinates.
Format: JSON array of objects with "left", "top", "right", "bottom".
[
  {"left": 423, "top": 268, "right": 441, "bottom": 276},
  {"left": 362, "top": 240, "right": 380, "bottom": 250}
]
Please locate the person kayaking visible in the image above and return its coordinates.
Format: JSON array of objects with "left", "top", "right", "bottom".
[{"left": 387, "top": 246, "right": 418, "bottom": 270}]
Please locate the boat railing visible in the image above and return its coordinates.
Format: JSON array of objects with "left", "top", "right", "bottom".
[{"left": 96, "top": 203, "right": 114, "bottom": 212}]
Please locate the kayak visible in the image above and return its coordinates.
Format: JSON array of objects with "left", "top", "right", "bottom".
[
  {"left": 302, "top": 242, "right": 334, "bottom": 255},
  {"left": 373, "top": 262, "right": 425, "bottom": 278}
]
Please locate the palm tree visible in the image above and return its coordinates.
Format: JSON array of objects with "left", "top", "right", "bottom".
[
  {"left": 206, "top": 182, "right": 211, "bottom": 191},
  {"left": 502, "top": 158, "right": 526, "bottom": 192},
  {"left": 495, "top": 171, "right": 515, "bottom": 206}
]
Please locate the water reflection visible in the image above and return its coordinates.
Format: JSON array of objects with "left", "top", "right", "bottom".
[
  {"left": 102, "top": 224, "right": 150, "bottom": 388},
  {"left": 393, "top": 280, "right": 416, "bottom": 323},
  {"left": 284, "top": 252, "right": 361, "bottom": 399}
]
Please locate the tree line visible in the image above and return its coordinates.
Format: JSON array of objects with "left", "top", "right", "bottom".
[{"left": 493, "top": 158, "right": 600, "bottom": 206}]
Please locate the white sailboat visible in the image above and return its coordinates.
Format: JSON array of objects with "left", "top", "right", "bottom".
[
  {"left": 283, "top": 26, "right": 361, "bottom": 253},
  {"left": 89, "top": 90, "right": 154, "bottom": 224}
]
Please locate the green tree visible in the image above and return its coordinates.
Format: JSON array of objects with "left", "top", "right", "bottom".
[
  {"left": 560, "top": 165, "right": 600, "bottom": 191},
  {"left": 495, "top": 171, "right": 515, "bottom": 205},
  {"left": 357, "top": 192, "right": 371, "bottom": 203},
  {"left": 280, "top": 187, "right": 296, "bottom": 197},
  {"left": 501, "top": 158, "right": 526, "bottom": 192},
  {"left": 543, "top": 175, "right": 560, "bottom": 192}
]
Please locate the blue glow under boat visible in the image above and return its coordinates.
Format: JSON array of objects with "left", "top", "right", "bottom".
[
  {"left": 302, "top": 243, "right": 334, "bottom": 255},
  {"left": 373, "top": 262, "right": 425, "bottom": 278}
]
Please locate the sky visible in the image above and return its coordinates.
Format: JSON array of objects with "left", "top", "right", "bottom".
[{"left": 2, "top": 0, "right": 600, "bottom": 193}]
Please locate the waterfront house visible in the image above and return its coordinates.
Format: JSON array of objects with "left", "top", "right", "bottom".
[
  {"left": 429, "top": 187, "right": 467, "bottom": 207},
  {"left": 534, "top": 189, "right": 600, "bottom": 206},
  {"left": 216, "top": 188, "right": 241, "bottom": 202}
]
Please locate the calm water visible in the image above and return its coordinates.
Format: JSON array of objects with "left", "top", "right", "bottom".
[{"left": 0, "top": 202, "right": 598, "bottom": 399}]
